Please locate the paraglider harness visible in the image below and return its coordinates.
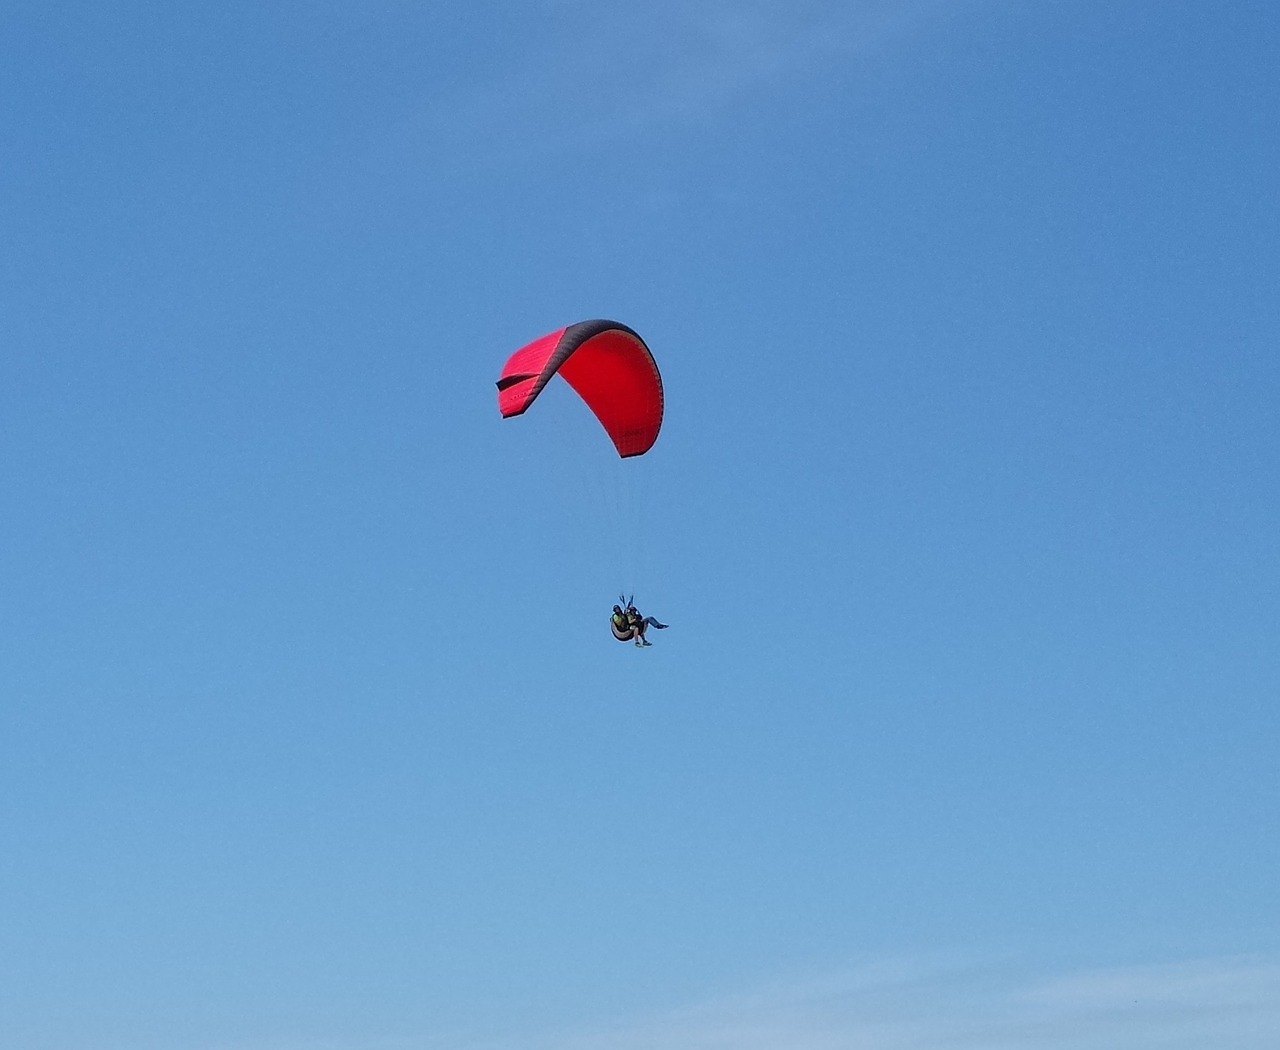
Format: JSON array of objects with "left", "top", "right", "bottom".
[{"left": 611, "top": 594, "right": 638, "bottom": 642}]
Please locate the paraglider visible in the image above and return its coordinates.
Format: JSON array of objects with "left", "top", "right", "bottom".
[
  {"left": 496, "top": 319, "right": 663, "bottom": 457},
  {"left": 497, "top": 320, "right": 668, "bottom": 647}
]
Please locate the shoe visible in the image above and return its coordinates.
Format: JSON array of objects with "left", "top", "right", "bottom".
[{"left": 642, "top": 640, "right": 653, "bottom": 646}]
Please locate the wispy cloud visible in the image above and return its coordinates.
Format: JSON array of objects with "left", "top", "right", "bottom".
[
  {"left": 483, "top": 954, "right": 1280, "bottom": 1050},
  {"left": 323, "top": 0, "right": 982, "bottom": 223},
  {"left": 598, "top": 0, "right": 964, "bottom": 126},
  {"left": 207, "top": 954, "right": 1280, "bottom": 1050},
  {"left": 400, "top": 0, "right": 973, "bottom": 162}
]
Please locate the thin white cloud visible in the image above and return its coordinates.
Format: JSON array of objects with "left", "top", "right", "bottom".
[
  {"left": 399, "top": 0, "right": 977, "bottom": 161},
  {"left": 607, "top": 0, "right": 965, "bottom": 126},
  {"left": 201, "top": 954, "right": 1280, "bottom": 1050},
  {"left": 324, "top": 0, "right": 987, "bottom": 223},
  {"left": 486, "top": 954, "right": 1280, "bottom": 1050}
]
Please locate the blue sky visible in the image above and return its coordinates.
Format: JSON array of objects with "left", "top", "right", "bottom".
[{"left": 2, "top": 1, "right": 1278, "bottom": 1047}]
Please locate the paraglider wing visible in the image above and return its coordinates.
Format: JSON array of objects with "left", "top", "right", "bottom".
[{"left": 496, "top": 319, "right": 663, "bottom": 457}]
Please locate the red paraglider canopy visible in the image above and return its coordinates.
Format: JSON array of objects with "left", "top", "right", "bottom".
[{"left": 496, "top": 319, "right": 663, "bottom": 457}]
